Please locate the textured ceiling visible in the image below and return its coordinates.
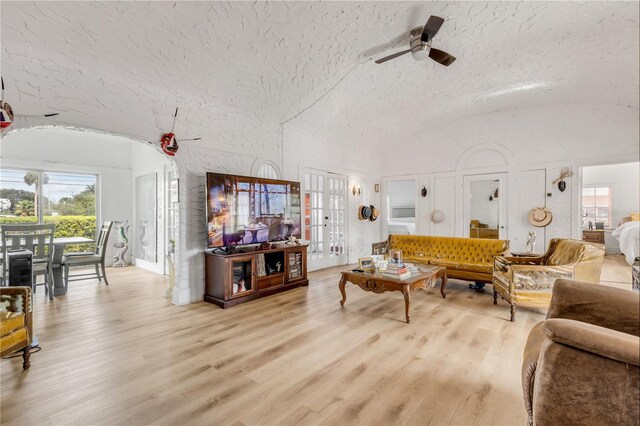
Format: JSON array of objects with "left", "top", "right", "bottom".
[{"left": 1, "top": 1, "right": 638, "bottom": 158}]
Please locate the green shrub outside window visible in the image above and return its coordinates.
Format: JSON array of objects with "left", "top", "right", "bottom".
[{"left": 0, "top": 215, "right": 96, "bottom": 253}]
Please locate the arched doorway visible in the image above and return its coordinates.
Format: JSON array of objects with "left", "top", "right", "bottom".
[{"left": 0, "top": 126, "right": 180, "bottom": 301}]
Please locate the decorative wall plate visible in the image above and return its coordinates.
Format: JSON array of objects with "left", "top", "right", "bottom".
[{"left": 431, "top": 210, "right": 445, "bottom": 223}]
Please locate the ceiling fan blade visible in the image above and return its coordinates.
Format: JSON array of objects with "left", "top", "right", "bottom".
[
  {"left": 171, "top": 107, "right": 178, "bottom": 132},
  {"left": 429, "top": 48, "right": 456, "bottom": 66},
  {"left": 421, "top": 16, "right": 445, "bottom": 43},
  {"left": 361, "top": 33, "right": 411, "bottom": 59},
  {"left": 177, "top": 137, "right": 202, "bottom": 142},
  {"left": 15, "top": 112, "right": 60, "bottom": 118},
  {"left": 375, "top": 49, "right": 411, "bottom": 64}
]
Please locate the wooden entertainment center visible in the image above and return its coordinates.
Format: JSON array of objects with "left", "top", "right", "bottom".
[{"left": 204, "top": 245, "right": 308, "bottom": 308}]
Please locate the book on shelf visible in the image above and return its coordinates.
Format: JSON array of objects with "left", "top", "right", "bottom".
[
  {"left": 384, "top": 266, "right": 407, "bottom": 274},
  {"left": 383, "top": 270, "right": 411, "bottom": 279},
  {"left": 288, "top": 252, "right": 302, "bottom": 278}
]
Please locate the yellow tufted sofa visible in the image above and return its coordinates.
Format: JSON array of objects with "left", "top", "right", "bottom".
[
  {"left": 493, "top": 238, "right": 605, "bottom": 322},
  {"left": 375, "top": 235, "right": 510, "bottom": 284}
]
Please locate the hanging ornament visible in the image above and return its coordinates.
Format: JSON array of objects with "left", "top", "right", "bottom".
[
  {"left": 159, "top": 107, "right": 201, "bottom": 156},
  {"left": 161, "top": 132, "right": 179, "bottom": 156},
  {"left": 0, "top": 100, "right": 13, "bottom": 133}
]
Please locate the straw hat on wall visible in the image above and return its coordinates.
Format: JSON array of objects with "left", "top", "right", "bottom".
[
  {"left": 528, "top": 207, "right": 553, "bottom": 227},
  {"left": 369, "top": 205, "right": 379, "bottom": 222},
  {"left": 358, "top": 205, "right": 372, "bottom": 220}
]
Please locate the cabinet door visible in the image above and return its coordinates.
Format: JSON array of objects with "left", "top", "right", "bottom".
[
  {"left": 286, "top": 248, "right": 305, "bottom": 282},
  {"left": 228, "top": 256, "right": 256, "bottom": 298}
]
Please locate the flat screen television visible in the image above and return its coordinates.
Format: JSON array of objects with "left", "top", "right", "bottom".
[{"left": 206, "top": 172, "right": 302, "bottom": 248}]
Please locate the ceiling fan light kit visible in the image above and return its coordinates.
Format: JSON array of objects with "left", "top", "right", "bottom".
[{"left": 410, "top": 27, "right": 430, "bottom": 61}]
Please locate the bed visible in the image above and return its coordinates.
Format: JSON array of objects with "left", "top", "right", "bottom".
[
  {"left": 612, "top": 216, "right": 640, "bottom": 265},
  {"left": 387, "top": 206, "right": 416, "bottom": 235}
]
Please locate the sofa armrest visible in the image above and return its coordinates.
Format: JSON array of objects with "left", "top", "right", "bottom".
[
  {"left": 543, "top": 318, "right": 640, "bottom": 366},
  {"left": 0, "top": 286, "right": 33, "bottom": 341},
  {"left": 510, "top": 265, "right": 574, "bottom": 290},
  {"left": 508, "top": 256, "right": 545, "bottom": 264},
  {"left": 494, "top": 255, "right": 544, "bottom": 272},
  {"left": 508, "top": 255, "right": 545, "bottom": 263},
  {"left": 0, "top": 286, "right": 32, "bottom": 314},
  {"left": 547, "top": 279, "right": 640, "bottom": 336}
]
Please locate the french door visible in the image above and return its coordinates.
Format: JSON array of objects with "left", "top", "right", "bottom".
[{"left": 303, "top": 170, "right": 348, "bottom": 271}]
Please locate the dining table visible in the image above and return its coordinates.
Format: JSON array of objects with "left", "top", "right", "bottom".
[
  {"left": 51, "top": 237, "right": 95, "bottom": 296},
  {"left": 1, "top": 236, "right": 94, "bottom": 297}
]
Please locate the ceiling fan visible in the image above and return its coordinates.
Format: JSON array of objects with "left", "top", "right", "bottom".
[
  {"left": 1, "top": 77, "right": 60, "bottom": 134},
  {"left": 159, "top": 107, "right": 202, "bottom": 156},
  {"left": 374, "top": 16, "right": 456, "bottom": 66}
]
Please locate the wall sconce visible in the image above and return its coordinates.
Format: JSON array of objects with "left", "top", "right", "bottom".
[
  {"left": 421, "top": 186, "right": 428, "bottom": 197},
  {"left": 352, "top": 184, "right": 361, "bottom": 196},
  {"left": 489, "top": 188, "right": 499, "bottom": 201}
]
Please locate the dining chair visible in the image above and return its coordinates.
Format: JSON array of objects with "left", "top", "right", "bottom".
[
  {"left": 0, "top": 224, "right": 56, "bottom": 301},
  {"left": 62, "top": 221, "right": 113, "bottom": 288}
]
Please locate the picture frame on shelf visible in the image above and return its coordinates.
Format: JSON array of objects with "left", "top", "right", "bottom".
[
  {"left": 389, "top": 249, "right": 403, "bottom": 265},
  {"left": 358, "top": 257, "right": 375, "bottom": 271},
  {"left": 376, "top": 260, "right": 388, "bottom": 271}
]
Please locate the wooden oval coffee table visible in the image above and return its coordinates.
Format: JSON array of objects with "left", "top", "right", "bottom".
[{"left": 339, "top": 265, "right": 447, "bottom": 323}]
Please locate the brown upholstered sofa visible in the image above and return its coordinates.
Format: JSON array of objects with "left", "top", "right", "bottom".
[
  {"left": 372, "top": 234, "right": 509, "bottom": 285},
  {"left": 523, "top": 279, "right": 639, "bottom": 425},
  {"left": 493, "top": 238, "right": 605, "bottom": 321}
]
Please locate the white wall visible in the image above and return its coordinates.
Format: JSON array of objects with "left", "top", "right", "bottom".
[
  {"left": 583, "top": 162, "right": 640, "bottom": 226},
  {"left": 347, "top": 175, "right": 382, "bottom": 262},
  {"left": 0, "top": 127, "right": 132, "bottom": 266},
  {"left": 130, "top": 142, "right": 173, "bottom": 275},
  {"left": 382, "top": 104, "right": 639, "bottom": 253},
  {"left": 382, "top": 104, "right": 639, "bottom": 177}
]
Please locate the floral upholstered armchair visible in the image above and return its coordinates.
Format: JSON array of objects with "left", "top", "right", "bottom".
[
  {"left": 371, "top": 239, "right": 390, "bottom": 256},
  {"left": 493, "top": 238, "right": 605, "bottom": 321},
  {"left": 0, "top": 286, "right": 33, "bottom": 369}
]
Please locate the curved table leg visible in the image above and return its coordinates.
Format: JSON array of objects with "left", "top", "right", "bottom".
[
  {"left": 339, "top": 276, "right": 347, "bottom": 307},
  {"left": 403, "top": 286, "right": 411, "bottom": 323},
  {"left": 440, "top": 272, "right": 448, "bottom": 298}
]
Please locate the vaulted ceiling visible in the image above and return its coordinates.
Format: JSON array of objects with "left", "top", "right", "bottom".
[{"left": 2, "top": 1, "right": 638, "bottom": 163}]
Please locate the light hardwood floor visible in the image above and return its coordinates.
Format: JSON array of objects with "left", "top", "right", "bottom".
[{"left": 0, "top": 257, "right": 633, "bottom": 425}]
